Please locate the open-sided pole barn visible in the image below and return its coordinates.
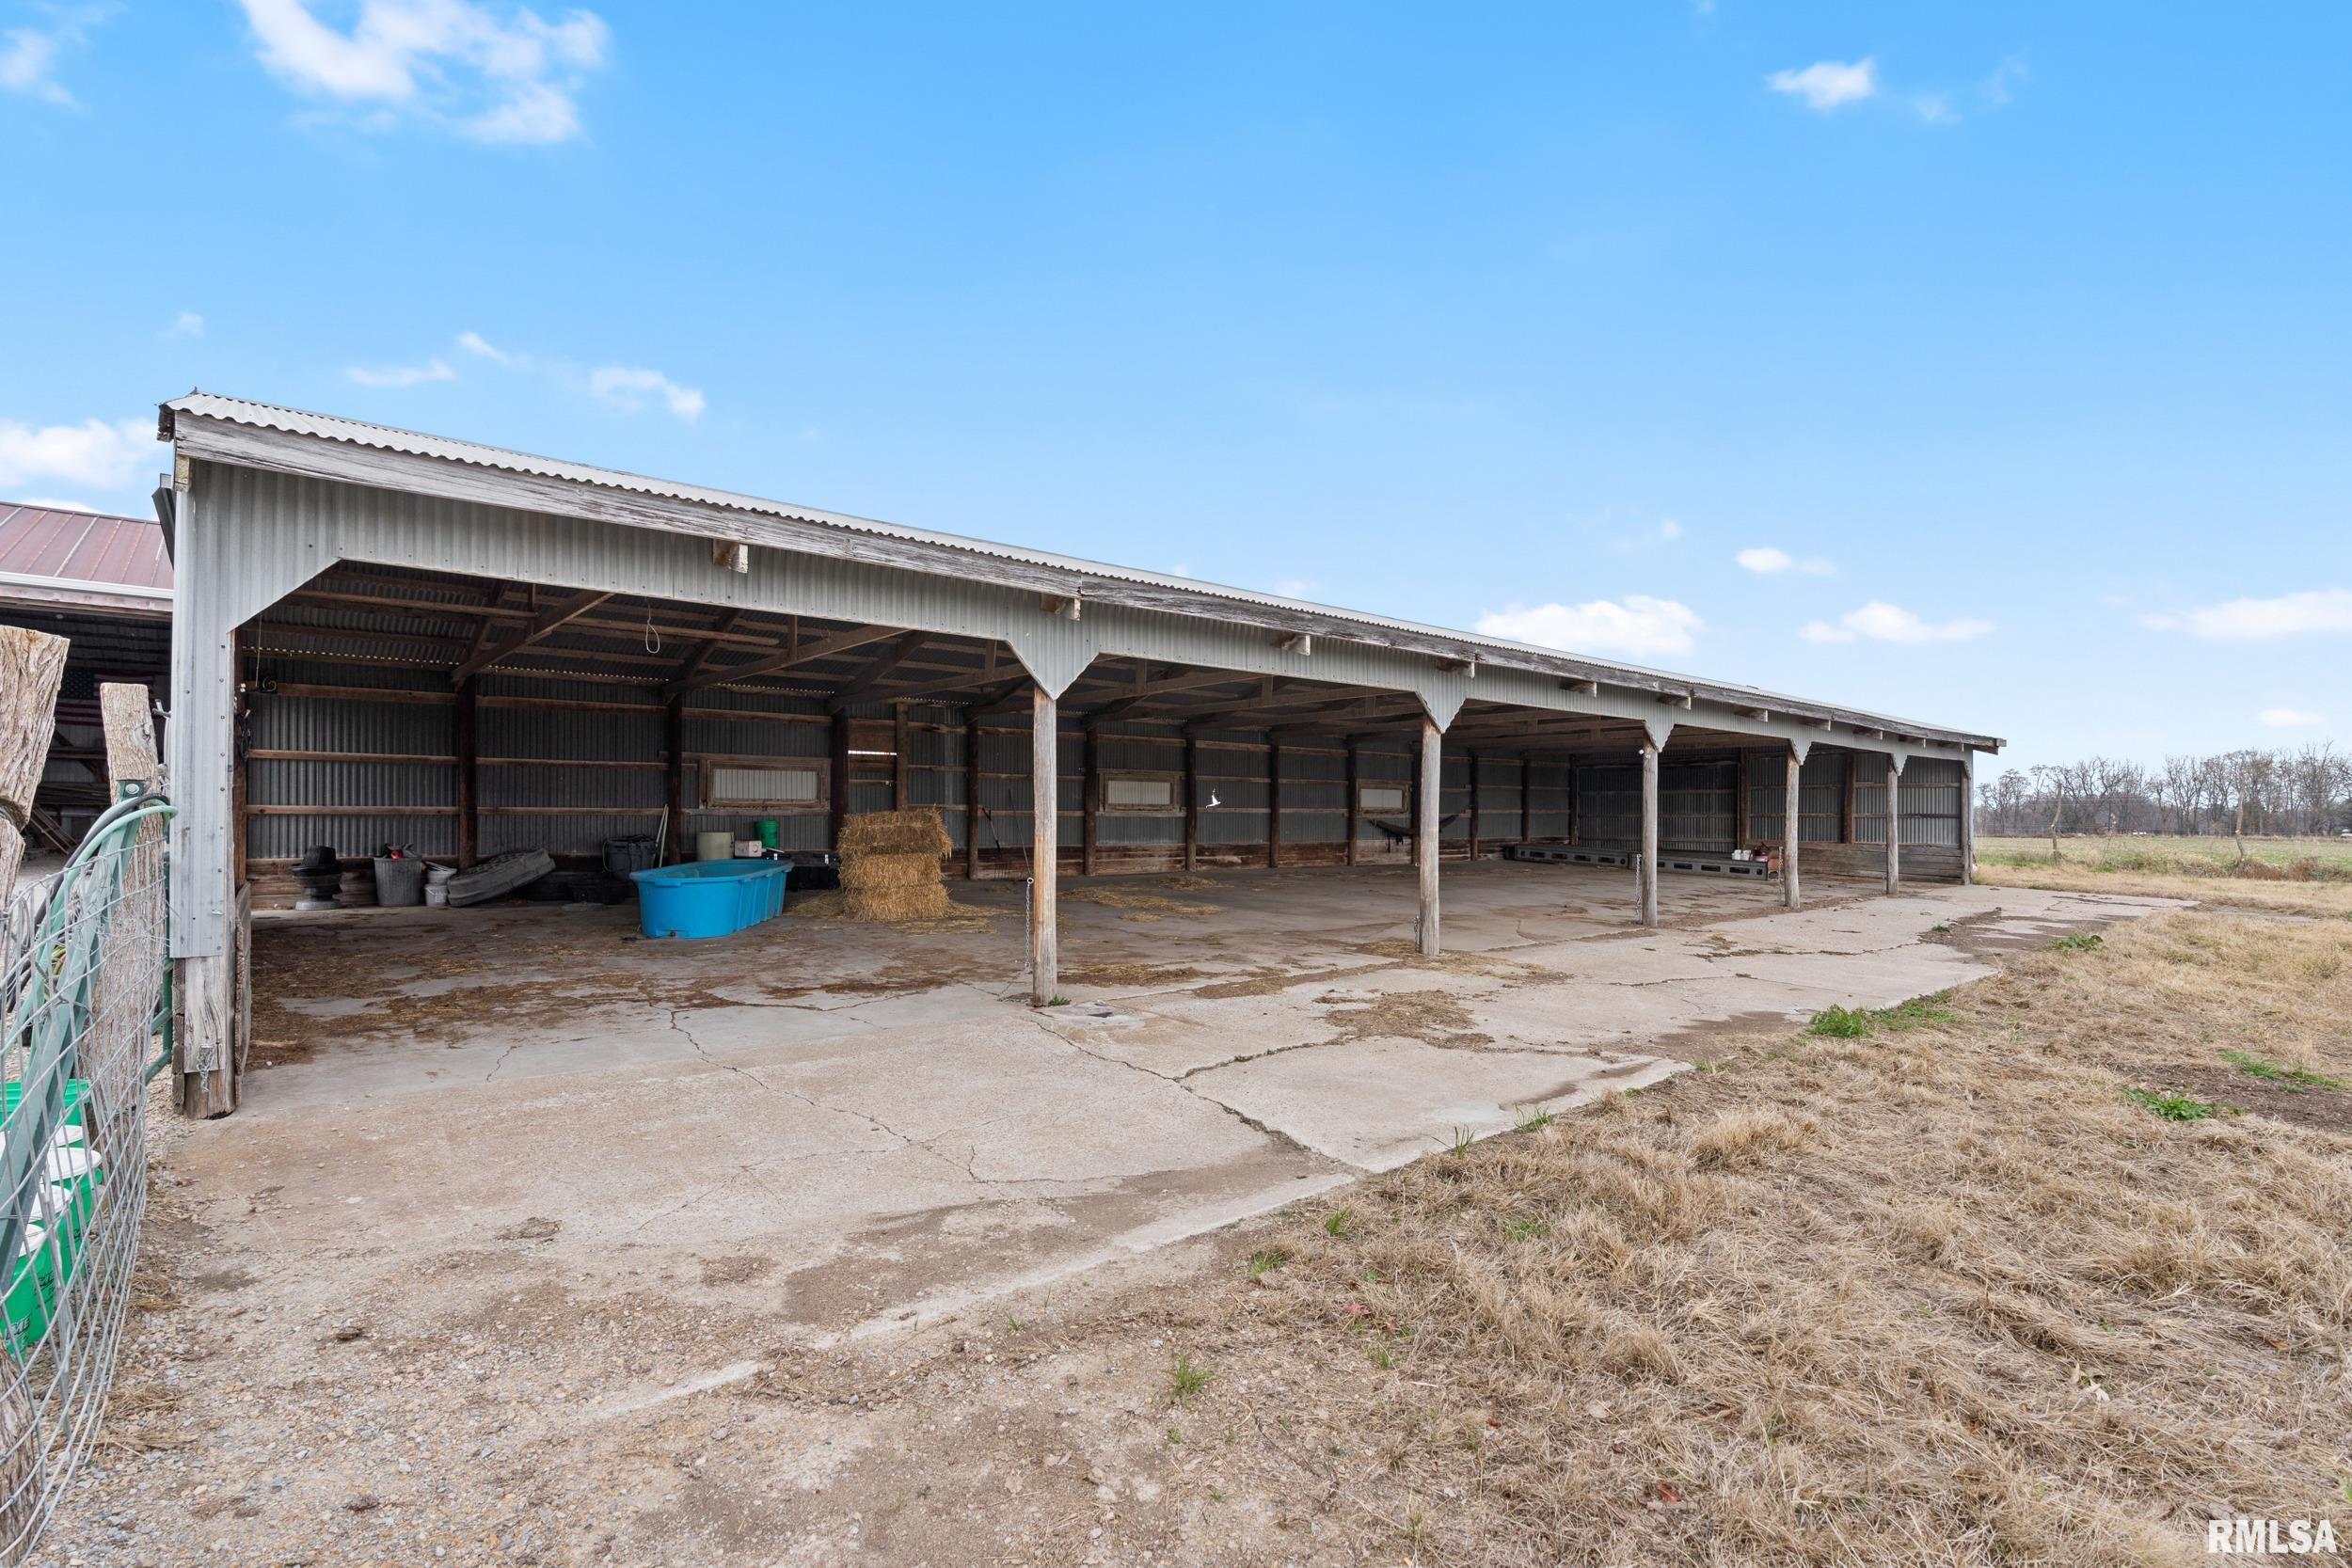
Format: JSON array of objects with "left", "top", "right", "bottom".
[{"left": 155, "top": 394, "right": 1997, "bottom": 1116}]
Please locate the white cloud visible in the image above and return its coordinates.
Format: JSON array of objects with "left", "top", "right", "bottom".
[
  {"left": 237, "top": 0, "right": 611, "bottom": 145},
  {"left": 456, "top": 329, "right": 522, "bottom": 365},
  {"left": 2261, "top": 707, "right": 2327, "bottom": 729},
  {"left": 1477, "top": 596, "right": 1702, "bottom": 659},
  {"left": 1979, "top": 55, "right": 2029, "bottom": 108},
  {"left": 1799, "top": 601, "right": 1994, "bottom": 644},
  {"left": 14, "top": 497, "right": 103, "bottom": 514},
  {"left": 0, "top": 25, "right": 71, "bottom": 103},
  {"left": 345, "top": 356, "right": 456, "bottom": 388},
  {"left": 2142, "top": 588, "right": 2352, "bottom": 641},
  {"left": 0, "top": 417, "right": 151, "bottom": 492},
  {"left": 1657, "top": 517, "right": 1682, "bottom": 541},
  {"left": 588, "top": 365, "right": 704, "bottom": 420},
  {"left": 1735, "top": 546, "right": 1835, "bottom": 576},
  {"left": 1770, "top": 55, "right": 2016, "bottom": 124},
  {"left": 1271, "top": 578, "right": 1313, "bottom": 599},
  {"left": 1767, "top": 57, "right": 1876, "bottom": 111},
  {"left": 169, "top": 310, "right": 205, "bottom": 337}
]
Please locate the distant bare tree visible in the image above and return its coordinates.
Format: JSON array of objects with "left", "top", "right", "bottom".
[{"left": 1973, "top": 745, "right": 2350, "bottom": 845}]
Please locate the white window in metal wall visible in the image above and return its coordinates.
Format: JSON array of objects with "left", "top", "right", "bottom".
[
  {"left": 706, "top": 763, "right": 823, "bottom": 808},
  {"left": 1102, "top": 772, "right": 1179, "bottom": 812},
  {"left": 1358, "top": 783, "right": 1408, "bottom": 814}
]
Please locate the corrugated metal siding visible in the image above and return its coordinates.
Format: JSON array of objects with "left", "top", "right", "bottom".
[
  {"left": 1899, "top": 757, "right": 1963, "bottom": 847},
  {"left": 1577, "top": 763, "right": 1640, "bottom": 846},
  {"left": 1745, "top": 749, "right": 1787, "bottom": 844},
  {"left": 1800, "top": 752, "right": 1846, "bottom": 844},
  {"left": 1661, "top": 759, "right": 1735, "bottom": 852}
]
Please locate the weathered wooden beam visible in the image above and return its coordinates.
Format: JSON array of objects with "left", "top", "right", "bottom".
[
  {"left": 827, "top": 631, "right": 930, "bottom": 711},
  {"left": 1344, "top": 740, "right": 1360, "bottom": 867},
  {"left": 1960, "top": 752, "right": 1976, "bottom": 886},
  {"left": 1083, "top": 668, "right": 1265, "bottom": 723},
  {"left": 1885, "top": 755, "right": 1903, "bottom": 895},
  {"left": 829, "top": 710, "right": 851, "bottom": 848},
  {"left": 1417, "top": 721, "right": 1442, "bottom": 955},
  {"left": 94, "top": 683, "right": 166, "bottom": 1097},
  {"left": 0, "top": 626, "right": 70, "bottom": 894},
  {"left": 1183, "top": 732, "right": 1200, "bottom": 873},
  {"left": 453, "top": 589, "right": 614, "bottom": 681},
  {"left": 1841, "top": 749, "right": 1857, "bottom": 844},
  {"left": 668, "top": 622, "right": 902, "bottom": 698},
  {"left": 668, "top": 606, "right": 750, "bottom": 687},
  {"left": 455, "top": 677, "right": 479, "bottom": 867},
  {"left": 1266, "top": 738, "right": 1282, "bottom": 869},
  {"left": 1733, "top": 747, "right": 1750, "bottom": 847},
  {"left": 1081, "top": 723, "right": 1100, "bottom": 876},
  {"left": 1030, "top": 686, "right": 1059, "bottom": 1006},
  {"left": 1783, "top": 746, "right": 1803, "bottom": 910},
  {"left": 665, "top": 696, "right": 688, "bottom": 863},
  {"left": 964, "top": 718, "right": 984, "bottom": 879},
  {"left": 1466, "top": 752, "right": 1481, "bottom": 861},
  {"left": 1638, "top": 740, "right": 1660, "bottom": 927},
  {"left": 892, "top": 703, "right": 913, "bottom": 810}
]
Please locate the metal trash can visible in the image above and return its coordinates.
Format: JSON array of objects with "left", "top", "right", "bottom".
[{"left": 372, "top": 855, "right": 426, "bottom": 907}]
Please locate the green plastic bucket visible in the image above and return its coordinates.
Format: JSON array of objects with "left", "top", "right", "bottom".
[{"left": 755, "top": 818, "right": 779, "bottom": 848}]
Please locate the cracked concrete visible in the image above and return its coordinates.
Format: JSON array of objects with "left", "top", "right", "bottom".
[{"left": 196, "top": 861, "right": 2181, "bottom": 1338}]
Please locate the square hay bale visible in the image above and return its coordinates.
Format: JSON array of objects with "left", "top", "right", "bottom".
[
  {"left": 838, "top": 851, "right": 944, "bottom": 891},
  {"left": 843, "top": 883, "right": 955, "bottom": 921},
  {"left": 838, "top": 809, "right": 952, "bottom": 859}
]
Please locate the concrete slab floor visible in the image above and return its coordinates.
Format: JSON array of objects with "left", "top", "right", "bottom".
[{"left": 203, "top": 861, "right": 2182, "bottom": 1343}]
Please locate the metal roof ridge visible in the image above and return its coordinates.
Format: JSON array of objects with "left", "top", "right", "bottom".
[{"left": 160, "top": 391, "right": 2002, "bottom": 749}]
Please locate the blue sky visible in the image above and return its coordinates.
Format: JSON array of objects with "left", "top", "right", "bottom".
[{"left": 4, "top": 3, "right": 2345, "bottom": 775}]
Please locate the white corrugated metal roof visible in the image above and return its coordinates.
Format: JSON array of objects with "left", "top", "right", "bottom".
[{"left": 158, "top": 391, "right": 2000, "bottom": 749}]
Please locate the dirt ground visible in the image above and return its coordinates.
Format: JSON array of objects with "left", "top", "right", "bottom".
[{"left": 46, "top": 866, "right": 2306, "bottom": 1568}]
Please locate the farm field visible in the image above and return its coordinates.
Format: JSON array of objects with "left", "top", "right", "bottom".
[{"left": 1977, "top": 833, "right": 2352, "bottom": 917}]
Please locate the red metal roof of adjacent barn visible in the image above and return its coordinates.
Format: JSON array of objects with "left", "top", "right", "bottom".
[{"left": 0, "top": 501, "right": 174, "bottom": 617}]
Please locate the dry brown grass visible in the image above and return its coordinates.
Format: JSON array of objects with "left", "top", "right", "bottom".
[
  {"left": 1977, "top": 859, "right": 2352, "bottom": 918},
  {"left": 1226, "top": 909, "right": 2352, "bottom": 1565}
]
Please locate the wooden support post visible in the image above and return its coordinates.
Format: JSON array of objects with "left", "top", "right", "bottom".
[
  {"left": 892, "top": 702, "right": 912, "bottom": 811},
  {"left": 230, "top": 630, "right": 247, "bottom": 896},
  {"left": 1466, "top": 752, "right": 1481, "bottom": 861},
  {"left": 0, "top": 625, "right": 67, "bottom": 894},
  {"left": 1406, "top": 751, "right": 1422, "bottom": 870},
  {"left": 1416, "top": 721, "right": 1442, "bottom": 955},
  {"left": 963, "top": 715, "right": 983, "bottom": 879},
  {"left": 95, "top": 683, "right": 165, "bottom": 1096},
  {"left": 1960, "top": 752, "right": 1976, "bottom": 885},
  {"left": 1081, "top": 722, "right": 1100, "bottom": 876},
  {"left": 1520, "top": 758, "right": 1533, "bottom": 844},
  {"left": 1885, "top": 755, "right": 1902, "bottom": 895},
  {"left": 1183, "top": 732, "right": 1200, "bottom": 872},
  {"left": 1638, "top": 741, "right": 1661, "bottom": 928},
  {"left": 662, "top": 694, "right": 686, "bottom": 864},
  {"left": 1734, "top": 749, "right": 1751, "bottom": 848},
  {"left": 1266, "top": 737, "right": 1281, "bottom": 869},
  {"left": 1030, "top": 686, "right": 1059, "bottom": 1006},
  {"left": 829, "top": 709, "right": 851, "bottom": 850},
  {"left": 1343, "top": 741, "right": 1360, "bottom": 867},
  {"left": 1840, "top": 750, "right": 1857, "bottom": 844},
  {"left": 1782, "top": 745, "right": 1802, "bottom": 910},
  {"left": 455, "top": 677, "right": 480, "bottom": 868}
]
